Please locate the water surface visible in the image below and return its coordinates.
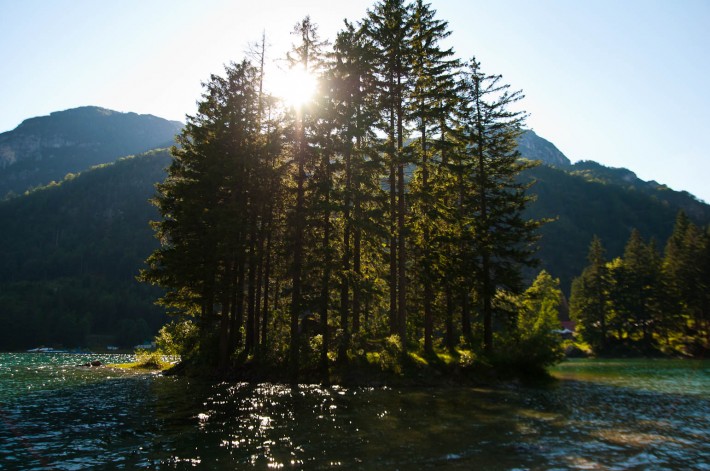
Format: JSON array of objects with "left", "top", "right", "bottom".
[{"left": 1, "top": 354, "right": 708, "bottom": 470}]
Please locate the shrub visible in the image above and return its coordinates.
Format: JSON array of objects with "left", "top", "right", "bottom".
[
  {"left": 134, "top": 349, "right": 171, "bottom": 370},
  {"left": 155, "top": 319, "right": 198, "bottom": 357}
]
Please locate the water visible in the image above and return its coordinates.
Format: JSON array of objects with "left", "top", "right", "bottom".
[{"left": 1, "top": 354, "right": 708, "bottom": 470}]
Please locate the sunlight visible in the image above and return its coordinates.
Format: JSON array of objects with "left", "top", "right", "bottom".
[{"left": 269, "top": 67, "right": 318, "bottom": 108}]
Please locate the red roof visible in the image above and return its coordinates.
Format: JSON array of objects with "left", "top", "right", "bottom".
[{"left": 560, "top": 320, "right": 576, "bottom": 332}]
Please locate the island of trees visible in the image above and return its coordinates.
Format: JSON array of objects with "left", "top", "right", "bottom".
[{"left": 145, "top": 0, "right": 709, "bottom": 382}]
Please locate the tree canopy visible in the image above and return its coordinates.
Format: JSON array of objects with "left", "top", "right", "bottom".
[{"left": 141, "top": 0, "right": 552, "bottom": 380}]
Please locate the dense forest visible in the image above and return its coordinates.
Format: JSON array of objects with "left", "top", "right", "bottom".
[
  {"left": 570, "top": 212, "right": 710, "bottom": 356},
  {"left": 139, "top": 0, "right": 566, "bottom": 380},
  {"left": 0, "top": 151, "right": 169, "bottom": 350},
  {"left": 4, "top": 142, "right": 706, "bottom": 354}
]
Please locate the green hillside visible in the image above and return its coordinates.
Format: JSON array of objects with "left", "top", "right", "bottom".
[
  {"left": 0, "top": 150, "right": 171, "bottom": 350},
  {"left": 1, "top": 127, "right": 708, "bottom": 350},
  {"left": 523, "top": 164, "right": 705, "bottom": 292}
]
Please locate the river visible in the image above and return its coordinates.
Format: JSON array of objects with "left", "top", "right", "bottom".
[{"left": 0, "top": 353, "right": 708, "bottom": 470}]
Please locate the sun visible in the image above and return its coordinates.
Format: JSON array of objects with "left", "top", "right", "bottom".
[{"left": 269, "top": 67, "right": 318, "bottom": 108}]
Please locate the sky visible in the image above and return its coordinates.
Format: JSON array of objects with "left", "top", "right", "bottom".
[{"left": 1, "top": 0, "right": 709, "bottom": 202}]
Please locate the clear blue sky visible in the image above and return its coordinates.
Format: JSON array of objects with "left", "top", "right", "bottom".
[{"left": 1, "top": 0, "right": 708, "bottom": 202}]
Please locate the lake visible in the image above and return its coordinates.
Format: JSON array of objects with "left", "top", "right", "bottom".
[{"left": 0, "top": 353, "right": 708, "bottom": 470}]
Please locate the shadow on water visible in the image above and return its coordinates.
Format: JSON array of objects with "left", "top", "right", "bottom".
[{"left": 0, "top": 355, "right": 708, "bottom": 470}]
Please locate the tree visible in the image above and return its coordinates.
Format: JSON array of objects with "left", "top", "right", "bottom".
[
  {"left": 364, "top": 0, "right": 414, "bottom": 343},
  {"left": 663, "top": 211, "right": 710, "bottom": 351},
  {"left": 570, "top": 236, "right": 610, "bottom": 351},
  {"left": 513, "top": 270, "right": 565, "bottom": 369},
  {"left": 407, "top": 0, "right": 460, "bottom": 353},
  {"left": 141, "top": 61, "right": 272, "bottom": 372},
  {"left": 612, "top": 230, "right": 662, "bottom": 349},
  {"left": 325, "top": 20, "right": 382, "bottom": 362},
  {"left": 285, "top": 16, "right": 328, "bottom": 379},
  {"left": 456, "top": 57, "right": 540, "bottom": 353}
]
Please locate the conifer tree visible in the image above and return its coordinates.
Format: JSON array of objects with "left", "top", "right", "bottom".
[
  {"left": 285, "top": 16, "right": 327, "bottom": 378},
  {"left": 456, "top": 57, "right": 539, "bottom": 353},
  {"left": 142, "top": 61, "right": 270, "bottom": 371},
  {"left": 663, "top": 212, "right": 710, "bottom": 349},
  {"left": 364, "top": 0, "right": 413, "bottom": 343},
  {"left": 325, "top": 21, "right": 382, "bottom": 362},
  {"left": 407, "top": 0, "right": 460, "bottom": 353},
  {"left": 570, "top": 236, "right": 610, "bottom": 351},
  {"left": 614, "top": 230, "right": 662, "bottom": 348}
]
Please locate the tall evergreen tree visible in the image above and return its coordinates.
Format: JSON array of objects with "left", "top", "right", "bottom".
[
  {"left": 570, "top": 236, "right": 610, "bottom": 351},
  {"left": 663, "top": 212, "right": 710, "bottom": 350},
  {"left": 456, "top": 57, "right": 540, "bottom": 353},
  {"left": 364, "top": 0, "right": 413, "bottom": 343},
  {"left": 407, "top": 0, "right": 460, "bottom": 353},
  {"left": 141, "top": 61, "right": 270, "bottom": 372},
  {"left": 325, "top": 20, "right": 382, "bottom": 362},
  {"left": 614, "top": 230, "right": 662, "bottom": 348},
  {"left": 285, "top": 16, "right": 327, "bottom": 379}
]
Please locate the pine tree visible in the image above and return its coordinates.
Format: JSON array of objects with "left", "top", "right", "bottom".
[
  {"left": 364, "top": 0, "right": 413, "bottom": 344},
  {"left": 663, "top": 212, "right": 710, "bottom": 350},
  {"left": 407, "top": 0, "right": 460, "bottom": 353},
  {"left": 285, "top": 17, "right": 328, "bottom": 379},
  {"left": 570, "top": 236, "right": 610, "bottom": 351},
  {"left": 456, "top": 57, "right": 540, "bottom": 353},
  {"left": 611, "top": 230, "right": 663, "bottom": 350},
  {"left": 141, "top": 61, "right": 270, "bottom": 372},
  {"left": 325, "top": 20, "right": 382, "bottom": 362}
]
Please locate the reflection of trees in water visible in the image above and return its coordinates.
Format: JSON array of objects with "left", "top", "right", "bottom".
[{"left": 2, "top": 359, "right": 708, "bottom": 469}]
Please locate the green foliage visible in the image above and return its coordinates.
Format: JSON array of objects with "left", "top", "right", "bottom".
[
  {"left": 133, "top": 349, "right": 172, "bottom": 370},
  {"left": 378, "top": 335, "right": 404, "bottom": 374},
  {"left": 570, "top": 237, "right": 610, "bottom": 351},
  {"left": 495, "top": 271, "right": 564, "bottom": 371},
  {"left": 570, "top": 213, "right": 710, "bottom": 357},
  {"left": 155, "top": 319, "right": 199, "bottom": 357}
]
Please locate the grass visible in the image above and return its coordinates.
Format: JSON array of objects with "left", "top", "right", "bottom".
[{"left": 111, "top": 350, "right": 175, "bottom": 371}]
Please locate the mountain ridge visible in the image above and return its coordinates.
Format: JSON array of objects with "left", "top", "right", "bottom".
[{"left": 0, "top": 106, "right": 182, "bottom": 198}]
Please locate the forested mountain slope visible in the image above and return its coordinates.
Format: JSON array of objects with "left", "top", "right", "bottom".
[
  {"left": 519, "top": 130, "right": 710, "bottom": 290},
  {"left": 1, "top": 115, "right": 708, "bottom": 350},
  {"left": 0, "top": 150, "right": 171, "bottom": 350},
  {"left": 0, "top": 106, "right": 181, "bottom": 199}
]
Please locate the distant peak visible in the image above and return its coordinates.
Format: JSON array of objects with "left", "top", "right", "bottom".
[{"left": 517, "top": 129, "right": 572, "bottom": 168}]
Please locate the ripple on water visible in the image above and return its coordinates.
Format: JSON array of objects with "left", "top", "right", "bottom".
[{"left": 1, "top": 355, "right": 709, "bottom": 470}]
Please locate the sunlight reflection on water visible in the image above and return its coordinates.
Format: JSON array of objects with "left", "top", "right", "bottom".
[{"left": 0, "top": 355, "right": 708, "bottom": 470}]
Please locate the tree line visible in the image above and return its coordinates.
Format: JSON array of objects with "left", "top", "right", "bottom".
[
  {"left": 570, "top": 211, "right": 710, "bottom": 356},
  {"left": 141, "top": 0, "right": 547, "bottom": 378}
]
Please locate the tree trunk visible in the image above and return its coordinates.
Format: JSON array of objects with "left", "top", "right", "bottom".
[
  {"left": 445, "top": 284, "right": 455, "bottom": 352},
  {"left": 396, "top": 70, "right": 407, "bottom": 349},
  {"left": 338, "top": 143, "right": 352, "bottom": 364}
]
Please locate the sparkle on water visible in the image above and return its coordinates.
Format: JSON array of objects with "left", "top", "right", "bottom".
[{"left": 0, "top": 353, "right": 708, "bottom": 470}]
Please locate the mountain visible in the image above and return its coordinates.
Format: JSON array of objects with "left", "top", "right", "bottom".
[
  {"left": 517, "top": 129, "right": 571, "bottom": 167},
  {"left": 1, "top": 108, "right": 709, "bottom": 350},
  {"left": 0, "top": 106, "right": 182, "bottom": 199},
  {"left": 0, "top": 149, "right": 171, "bottom": 350},
  {"left": 518, "top": 130, "right": 710, "bottom": 291}
]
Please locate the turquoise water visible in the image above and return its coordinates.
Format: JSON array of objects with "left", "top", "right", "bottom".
[{"left": 0, "top": 354, "right": 708, "bottom": 470}]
